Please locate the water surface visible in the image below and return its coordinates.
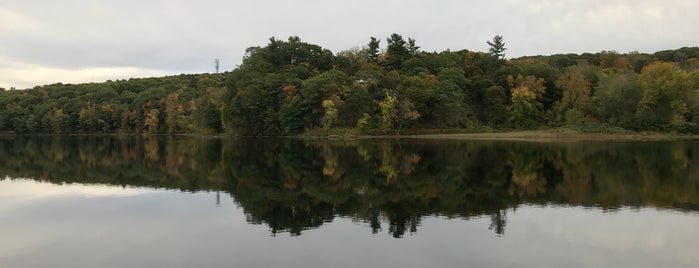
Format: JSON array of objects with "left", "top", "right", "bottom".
[{"left": 1, "top": 137, "right": 698, "bottom": 267}]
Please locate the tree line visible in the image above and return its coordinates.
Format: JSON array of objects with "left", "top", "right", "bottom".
[{"left": 1, "top": 35, "right": 699, "bottom": 135}]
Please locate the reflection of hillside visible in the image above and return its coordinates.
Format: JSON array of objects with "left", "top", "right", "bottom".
[
  {"left": 0, "top": 136, "right": 229, "bottom": 191},
  {"left": 1, "top": 137, "right": 698, "bottom": 237}
]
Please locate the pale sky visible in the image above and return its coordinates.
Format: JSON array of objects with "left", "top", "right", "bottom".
[{"left": 1, "top": 0, "right": 698, "bottom": 89}]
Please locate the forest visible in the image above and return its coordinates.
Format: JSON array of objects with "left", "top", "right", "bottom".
[{"left": 1, "top": 35, "right": 699, "bottom": 135}]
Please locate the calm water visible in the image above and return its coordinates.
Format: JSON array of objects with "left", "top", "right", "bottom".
[{"left": 1, "top": 136, "right": 698, "bottom": 268}]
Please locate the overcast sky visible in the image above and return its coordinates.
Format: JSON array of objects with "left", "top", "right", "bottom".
[{"left": 1, "top": 0, "right": 698, "bottom": 89}]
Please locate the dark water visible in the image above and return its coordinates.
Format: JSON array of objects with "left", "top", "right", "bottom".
[{"left": 1, "top": 136, "right": 698, "bottom": 268}]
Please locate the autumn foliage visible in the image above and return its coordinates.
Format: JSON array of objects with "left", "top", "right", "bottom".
[{"left": 1, "top": 35, "right": 698, "bottom": 134}]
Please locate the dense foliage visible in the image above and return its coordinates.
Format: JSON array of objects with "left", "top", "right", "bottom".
[{"left": 2, "top": 35, "right": 699, "bottom": 134}]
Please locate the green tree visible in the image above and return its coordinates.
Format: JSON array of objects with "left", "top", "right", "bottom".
[
  {"left": 432, "top": 70, "right": 468, "bottom": 127},
  {"left": 257, "top": 36, "right": 334, "bottom": 72},
  {"left": 335, "top": 48, "right": 369, "bottom": 76},
  {"left": 689, "top": 71, "right": 699, "bottom": 124},
  {"left": 510, "top": 59, "right": 561, "bottom": 111},
  {"left": 78, "top": 102, "right": 100, "bottom": 132},
  {"left": 227, "top": 71, "right": 298, "bottom": 135},
  {"left": 194, "top": 97, "right": 223, "bottom": 133},
  {"left": 484, "top": 86, "right": 508, "bottom": 125},
  {"left": 339, "top": 85, "right": 373, "bottom": 127},
  {"left": 407, "top": 38, "right": 420, "bottom": 55},
  {"left": 487, "top": 35, "right": 507, "bottom": 62},
  {"left": 367, "top": 37, "right": 381, "bottom": 63},
  {"left": 298, "top": 70, "right": 352, "bottom": 129},
  {"left": 278, "top": 96, "right": 304, "bottom": 134},
  {"left": 508, "top": 87, "right": 540, "bottom": 129},
  {"left": 385, "top": 33, "right": 410, "bottom": 70},
  {"left": 637, "top": 62, "right": 694, "bottom": 129},
  {"left": 591, "top": 72, "right": 642, "bottom": 128}
]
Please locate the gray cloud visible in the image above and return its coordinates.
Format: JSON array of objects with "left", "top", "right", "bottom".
[{"left": 1, "top": 0, "right": 698, "bottom": 89}]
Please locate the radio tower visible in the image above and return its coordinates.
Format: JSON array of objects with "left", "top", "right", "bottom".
[{"left": 215, "top": 58, "right": 220, "bottom": 73}]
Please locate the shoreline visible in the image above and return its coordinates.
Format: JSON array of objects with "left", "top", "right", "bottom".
[
  {"left": 303, "top": 130, "right": 699, "bottom": 142},
  {"left": 2, "top": 130, "right": 698, "bottom": 142},
  {"left": 402, "top": 130, "right": 699, "bottom": 142}
]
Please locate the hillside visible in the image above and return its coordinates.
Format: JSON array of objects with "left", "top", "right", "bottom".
[{"left": 1, "top": 35, "right": 698, "bottom": 135}]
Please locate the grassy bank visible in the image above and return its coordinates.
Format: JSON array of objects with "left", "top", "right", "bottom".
[
  {"left": 407, "top": 130, "right": 699, "bottom": 141},
  {"left": 298, "top": 127, "right": 699, "bottom": 141},
  {"left": 3, "top": 128, "right": 698, "bottom": 142}
]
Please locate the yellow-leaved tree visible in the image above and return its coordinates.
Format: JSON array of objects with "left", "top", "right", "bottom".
[
  {"left": 637, "top": 62, "right": 694, "bottom": 128},
  {"left": 508, "top": 75, "right": 545, "bottom": 129},
  {"left": 554, "top": 67, "right": 592, "bottom": 126}
]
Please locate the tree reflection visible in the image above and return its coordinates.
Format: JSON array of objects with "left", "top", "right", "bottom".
[
  {"left": 489, "top": 209, "right": 507, "bottom": 236},
  {"left": 0, "top": 137, "right": 698, "bottom": 237}
]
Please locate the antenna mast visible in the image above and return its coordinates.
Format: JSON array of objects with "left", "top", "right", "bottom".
[{"left": 215, "top": 58, "right": 220, "bottom": 73}]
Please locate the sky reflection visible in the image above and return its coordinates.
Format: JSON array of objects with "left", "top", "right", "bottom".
[
  {"left": 0, "top": 177, "right": 153, "bottom": 199},
  {"left": 2, "top": 179, "right": 699, "bottom": 268}
]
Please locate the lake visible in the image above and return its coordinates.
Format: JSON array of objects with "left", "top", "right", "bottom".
[{"left": 1, "top": 136, "right": 698, "bottom": 268}]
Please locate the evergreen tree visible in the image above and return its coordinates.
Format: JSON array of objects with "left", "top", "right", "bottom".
[
  {"left": 487, "top": 35, "right": 507, "bottom": 63},
  {"left": 368, "top": 37, "right": 381, "bottom": 63}
]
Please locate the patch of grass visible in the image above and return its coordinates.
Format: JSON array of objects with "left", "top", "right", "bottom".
[
  {"left": 297, "top": 125, "right": 699, "bottom": 141},
  {"left": 558, "top": 123, "right": 633, "bottom": 134},
  {"left": 300, "top": 128, "right": 360, "bottom": 138}
]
